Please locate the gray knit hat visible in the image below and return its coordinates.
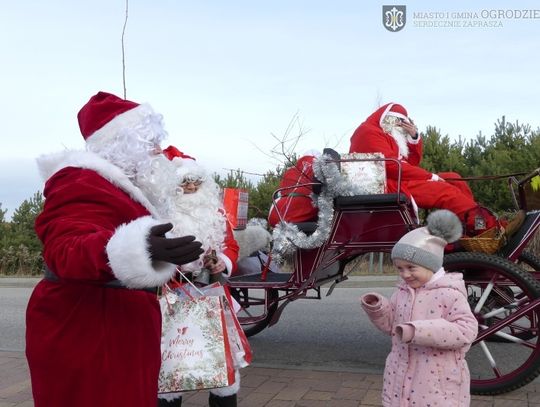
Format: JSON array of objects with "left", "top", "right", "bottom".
[{"left": 391, "top": 210, "right": 463, "bottom": 272}]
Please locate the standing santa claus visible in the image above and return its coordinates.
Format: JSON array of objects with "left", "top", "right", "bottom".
[
  {"left": 160, "top": 145, "right": 240, "bottom": 407},
  {"left": 349, "top": 102, "right": 525, "bottom": 238},
  {"left": 26, "top": 91, "right": 203, "bottom": 407}
]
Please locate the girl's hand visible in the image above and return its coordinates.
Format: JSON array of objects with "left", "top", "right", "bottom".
[{"left": 361, "top": 293, "right": 381, "bottom": 306}]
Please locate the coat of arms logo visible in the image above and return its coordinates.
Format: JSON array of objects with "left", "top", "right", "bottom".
[{"left": 382, "top": 5, "right": 406, "bottom": 32}]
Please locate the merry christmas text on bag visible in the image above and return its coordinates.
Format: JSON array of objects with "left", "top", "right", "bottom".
[{"left": 158, "top": 289, "right": 235, "bottom": 393}]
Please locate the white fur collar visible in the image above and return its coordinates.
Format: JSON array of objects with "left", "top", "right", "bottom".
[{"left": 36, "top": 149, "right": 160, "bottom": 217}]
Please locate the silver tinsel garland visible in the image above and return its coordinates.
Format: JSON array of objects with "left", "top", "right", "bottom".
[{"left": 271, "top": 153, "right": 384, "bottom": 264}]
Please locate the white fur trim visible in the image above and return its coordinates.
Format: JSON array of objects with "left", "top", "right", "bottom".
[
  {"left": 85, "top": 104, "right": 155, "bottom": 147},
  {"left": 379, "top": 103, "right": 395, "bottom": 128},
  {"left": 106, "top": 216, "right": 177, "bottom": 288},
  {"left": 407, "top": 134, "right": 421, "bottom": 144},
  {"left": 171, "top": 156, "right": 196, "bottom": 168},
  {"left": 36, "top": 150, "right": 160, "bottom": 217},
  {"left": 386, "top": 111, "right": 408, "bottom": 121},
  {"left": 218, "top": 253, "right": 233, "bottom": 277},
  {"left": 209, "top": 370, "right": 240, "bottom": 397},
  {"left": 233, "top": 225, "right": 272, "bottom": 259},
  {"left": 379, "top": 103, "right": 409, "bottom": 128},
  {"left": 173, "top": 157, "right": 207, "bottom": 181},
  {"left": 430, "top": 173, "right": 440, "bottom": 181}
]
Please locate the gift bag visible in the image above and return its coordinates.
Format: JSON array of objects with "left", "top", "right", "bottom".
[
  {"left": 340, "top": 152, "right": 387, "bottom": 194},
  {"left": 178, "top": 281, "right": 252, "bottom": 368},
  {"left": 198, "top": 283, "right": 253, "bottom": 368},
  {"left": 158, "top": 289, "right": 235, "bottom": 393}
]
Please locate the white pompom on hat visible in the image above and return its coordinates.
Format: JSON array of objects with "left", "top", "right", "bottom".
[
  {"left": 391, "top": 209, "right": 463, "bottom": 272},
  {"left": 162, "top": 145, "right": 207, "bottom": 181}
]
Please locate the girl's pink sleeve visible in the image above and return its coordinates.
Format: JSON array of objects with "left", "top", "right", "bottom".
[{"left": 360, "top": 291, "right": 396, "bottom": 335}]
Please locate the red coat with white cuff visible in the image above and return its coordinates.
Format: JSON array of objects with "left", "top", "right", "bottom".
[
  {"left": 349, "top": 103, "right": 477, "bottom": 218},
  {"left": 219, "top": 216, "right": 240, "bottom": 276},
  {"left": 26, "top": 150, "right": 177, "bottom": 407}
]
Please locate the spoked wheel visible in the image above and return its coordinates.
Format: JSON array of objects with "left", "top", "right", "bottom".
[
  {"left": 229, "top": 287, "right": 279, "bottom": 337},
  {"left": 444, "top": 252, "right": 540, "bottom": 395}
]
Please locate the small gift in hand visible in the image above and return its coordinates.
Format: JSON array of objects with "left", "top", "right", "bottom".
[
  {"left": 203, "top": 250, "right": 218, "bottom": 267},
  {"left": 204, "top": 250, "right": 227, "bottom": 284}
]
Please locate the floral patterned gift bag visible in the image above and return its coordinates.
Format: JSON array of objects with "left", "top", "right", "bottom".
[
  {"left": 197, "top": 283, "right": 253, "bottom": 368},
  {"left": 158, "top": 289, "right": 235, "bottom": 393}
]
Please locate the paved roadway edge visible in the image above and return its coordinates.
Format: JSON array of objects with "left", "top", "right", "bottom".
[{"left": 0, "top": 275, "right": 399, "bottom": 289}]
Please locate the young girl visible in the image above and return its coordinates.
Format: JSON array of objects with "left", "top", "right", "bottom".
[{"left": 361, "top": 209, "right": 478, "bottom": 407}]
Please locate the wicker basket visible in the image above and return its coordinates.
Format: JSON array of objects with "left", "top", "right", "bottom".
[{"left": 459, "top": 227, "right": 506, "bottom": 254}]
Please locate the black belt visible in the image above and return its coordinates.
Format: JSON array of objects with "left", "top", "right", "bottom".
[{"left": 43, "top": 266, "right": 158, "bottom": 294}]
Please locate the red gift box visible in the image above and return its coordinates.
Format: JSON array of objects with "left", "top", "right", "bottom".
[{"left": 223, "top": 188, "right": 249, "bottom": 230}]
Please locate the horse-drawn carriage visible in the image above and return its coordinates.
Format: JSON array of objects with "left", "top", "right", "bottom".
[{"left": 227, "top": 152, "right": 540, "bottom": 395}]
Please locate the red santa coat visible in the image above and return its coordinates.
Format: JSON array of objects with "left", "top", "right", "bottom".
[
  {"left": 349, "top": 103, "right": 477, "bottom": 218},
  {"left": 268, "top": 155, "right": 319, "bottom": 227},
  {"left": 27, "top": 151, "right": 178, "bottom": 407},
  {"left": 217, "top": 214, "right": 240, "bottom": 276}
]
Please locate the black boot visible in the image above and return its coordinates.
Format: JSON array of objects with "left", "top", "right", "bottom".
[
  {"left": 209, "top": 392, "right": 237, "bottom": 407},
  {"left": 158, "top": 396, "right": 182, "bottom": 407}
]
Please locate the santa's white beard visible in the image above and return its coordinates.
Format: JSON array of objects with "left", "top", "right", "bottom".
[
  {"left": 87, "top": 112, "right": 168, "bottom": 179},
  {"left": 86, "top": 119, "right": 180, "bottom": 218},
  {"left": 381, "top": 115, "right": 409, "bottom": 158},
  {"left": 390, "top": 127, "right": 409, "bottom": 158},
  {"left": 133, "top": 154, "right": 180, "bottom": 218},
  {"left": 170, "top": 181, "right": 227, "bottom": 272}
]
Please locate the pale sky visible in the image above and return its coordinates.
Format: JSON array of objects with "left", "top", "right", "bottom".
[{"left": 1, "top": 1, "right": 539, "bottom": 219}]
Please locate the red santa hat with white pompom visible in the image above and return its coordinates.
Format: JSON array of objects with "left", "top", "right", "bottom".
[{"left": 163, "top": 145, "right": 207, "bottom": 181}]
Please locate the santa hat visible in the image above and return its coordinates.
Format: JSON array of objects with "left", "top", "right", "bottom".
[
  {"left": 379, "top": 103, "right": 409, "bottom": 127},
  {"left": 163, "top": 145, "right": 206, "bottom": 181},
  {"left": 391, "top": 210, "right": 462, "bottom": 272},
  {"left": 77, "top": 91, "right": 158, "bottom": 147}
]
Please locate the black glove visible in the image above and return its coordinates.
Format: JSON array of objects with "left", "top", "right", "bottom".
[{"left": 147, "top": 223, "right": 203, "bottom": 265}]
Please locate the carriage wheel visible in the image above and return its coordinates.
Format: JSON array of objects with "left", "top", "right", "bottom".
[
  {"left": 502, "top": 251, "right": 540, "bottom": 341},
  {"left": 229, "top": 287, "right": 279, "bottom": 337},
  {"left": 444, "top": 252, "right": 540, "bottom": 395},
  {"left": 517, "top": 251, "right": 540, "bottom": 273}
]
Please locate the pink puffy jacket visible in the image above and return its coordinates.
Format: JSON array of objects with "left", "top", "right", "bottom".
[{"left": 361, "top": 272, "right": 478, "bottom": 407}]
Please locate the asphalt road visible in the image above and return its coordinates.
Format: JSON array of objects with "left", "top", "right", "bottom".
[
  {"left": 0, "top": 284, "right": 393, "bottom": 374},
  {"left": 4, "top": 283, "right": 540, "bottom": 386},
  {"left": 0, "top": 286, "right": 33, "bottom": 351},
  {"left": 247, "top": 287, "right": 393, "bottom": 373}
]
